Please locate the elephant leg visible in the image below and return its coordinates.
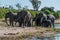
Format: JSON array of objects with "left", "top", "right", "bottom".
[
  {"left": 27, "top": 21, "right": 31, "bottom": 27},
  {"left": 5, "top": 18, "right": 10, "bottom": 26},
  {"left": 51, "top": 20, "right": 54, "bottom": 28},
  {"left": 9, "top": 20, "right": 11, "bottom": 26},
  {"left": 15, "top": 22, "right": 17, "bottom": 25},
  {"left": 53, "top": 22, "right": 54, "bottom": 28},
  {"left": 24, "top": 21, "right": 26, "bottom": 27},
  {"left": 19, "top": 22, "right": 22, "bottom": 27},
  {"left": 10, "top": 21, "right": 14, "bottom": 27},
  {"left": 23, "top": 22, "right": 25, "bottom": 27},
  {"left": 11, "top": 21, "right": 14, "bottom": 27},
  {"left": 10, "top": 19, "right": 14, "bottom": 27},
  {"left": 35, "top": 21, "right": 39, "bottom": 26},
  {"left": 50, "top": 24, "right": 51, "bottom": 28},
  {"left": 41, "top": 23, "right": 44, "bottom": 27},
  {"left": 44, "top": 23, "right": 46, "bottom": 27}
]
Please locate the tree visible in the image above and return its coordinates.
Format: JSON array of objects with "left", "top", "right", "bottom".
[
  {"left": 9, "top": 5, "right": 13, "bottom": 10},
  {"left": 16, "top": 3, "right": 21, "bottom": 10},
  {"left": 23, "top": 6, "right": 28, "bottom": 10},
  {"left": 55, "top": 11, "right": 60, "bottom": 18},
  {"left": 29, "top": 0, "right": 41, "bottom": 11},
  {"left": 41, "top": 7, "right": 55, "bottom": 15}
]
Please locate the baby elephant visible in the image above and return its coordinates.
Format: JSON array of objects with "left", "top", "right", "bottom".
[{"left": 42, "top": 20, "right": 52, "bottom": 28}]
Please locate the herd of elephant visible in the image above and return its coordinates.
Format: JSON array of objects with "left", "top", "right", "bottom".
[{"left": 5, "top": 10, "right": 55, "bottom": 28}]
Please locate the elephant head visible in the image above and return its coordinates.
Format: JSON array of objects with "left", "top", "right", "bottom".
[
  {"left": 5, "top": 12, "right": 17, "bottom": 27},
  {"left": 47, "top": 14, "right": 56, "bottom": 28}
]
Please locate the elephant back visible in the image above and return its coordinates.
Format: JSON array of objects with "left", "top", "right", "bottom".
[
  {"left": 47, "top": 14, "right": 55, "bottom": 20},
  {"left": 5, "top": 12, "right": 13, "bottom": 18},
  {"left": 12, "top": 13, "right": 17, "bottom": 15},
  {"left": 17, "top": 10, "right": 27, "bottom": 20}
]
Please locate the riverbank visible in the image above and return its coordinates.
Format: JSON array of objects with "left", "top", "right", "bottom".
[
  {"left": 0, "top": 27, "right": 60, "bottom": 40},
  {"left": 55, "top": 19, "right": 60, "bottom": 24},
  {"left": 0, "top": 19, "right": 59, "bottom": 40}
]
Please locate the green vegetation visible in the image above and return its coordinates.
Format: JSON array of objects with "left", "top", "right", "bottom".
[
  {"left": 29, "top": 0, "right": 41, "bottom": 11},
  {"left": 0, "top": 7, "right": 17, "bottom": 19},
  {"left": 28, "top": 10, "right": 39, "bottom": 17},
  {"left": 0, "top": 6, "right": 60, "bottom": 19}
]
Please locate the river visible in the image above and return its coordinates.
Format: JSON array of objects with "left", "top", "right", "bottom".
[
  {"left": 55, "top": 24, "right": 60, "bottom": 28},
  {"left": 26, "top": 24, "right": 60, "bottom": 40}
]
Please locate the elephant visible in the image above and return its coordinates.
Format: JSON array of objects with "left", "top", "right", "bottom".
[
  {"left": 5, "top": 11, "right": 17, "bottom": 27},
  {"left": 40, "top": 14, "right": 55, "bottom": 28},
  {"left": 23, "top": 11, "right": 32, "bottom": 27},
  {"left": 33, "top": 12, "right": 55, "bottom": 28},
  {"left": 32, "top": 14, "right": 42, "bottom": 26},
  {"left": 17, "top": 10, "right": 32, "bottom": 27},
  {"left": 17, "top": 10, "right": 27, "bottom": 27},
  {"left": 41, "top": 19, "right": 52, "bottom": 27},
  {"left": 47, "top": 14, "right": 55, "bottom": 28},
  {"left": 33, "top": 12, "right": 47, "bottom": 26}
]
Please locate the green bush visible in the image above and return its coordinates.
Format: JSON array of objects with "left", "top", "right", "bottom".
[
  {"left": 53, "top": 11, "right": 60, "bottom": 19},
  {"left": 0, "top": 7, "right": 60, "bottom": 19},
  {"left": 0, "top": 7, "right": 17, "bottom": 19},
  {"left": 28, "top": 10, "right": 40, "bottom": 17}
]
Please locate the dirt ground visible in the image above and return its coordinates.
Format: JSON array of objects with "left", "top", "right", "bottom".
[
  {"left": 0, "top": 19, "right": 55, "bottom": 37},
  {"left": 0, "top": 19, "right": 59, "bottom": 40},
  {"left": 55, "top": 19, "right": 60, "bottom": 24}
]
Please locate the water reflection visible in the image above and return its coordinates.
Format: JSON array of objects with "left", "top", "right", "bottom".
[
  {"left": 26, "top": 34, "right": 60, "bottom": 40},
  {"left": 55, "top": 24, "right": 60, "bottom": 28},
  {"left": 54, "top": 34, "right": 60, "bottom": 40},
  {"left": 26, "top": 37, "right": 54, "bottom": 40},
  {"left": 26, "top": 24, "right": 60, "bottom": 40}
]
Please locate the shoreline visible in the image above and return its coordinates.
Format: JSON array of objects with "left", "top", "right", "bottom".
[
  {"left": 0, "top": 27, "right": 60, "bottom": 40},
  {"left": 0, "top": 19, "right": 59, "bottom": 40},
  {"left": 55, "top": 19, "right": 60, "bottom": 24},
  {"left": 0, "top": 27, "right": 59, "bottom": 38}
]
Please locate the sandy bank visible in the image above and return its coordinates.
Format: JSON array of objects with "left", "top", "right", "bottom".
[{"left": 55, "top": 19, "right": 60, "bottom": 24}]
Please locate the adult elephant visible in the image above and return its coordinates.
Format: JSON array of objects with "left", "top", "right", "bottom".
[
  {"left": 17, "top": 10, "right": 32, "bottom": 27},
  {"left": 41, "top": 19, "right": 52, "bottom": 27},
  {"left": 24, "top": 11, "right": 32, "bottom": 27},
  {"left": 47, "top": 14, "right": 55, "bottom": 28},
  {"left": 33, "top": 12, "right": 47, "bottom": 26},
  {"left": 33, "top": 12, "right": 55, "bottom": 28},
  {"left": 5, "top": 11, "right": 17, "bottom": 27},
  {"left": 17, "top": 10, "right": 28, "bottom": 27}
]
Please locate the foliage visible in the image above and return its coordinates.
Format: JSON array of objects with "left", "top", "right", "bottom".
[
  {"left": 16, "top": 3, "right": 21, "bottom": 10},
  {"left": 41, "top": 7, "right": 54, "bottom": 15},
  {"left": 0, "top": 6, "right": 60, "bottom": 19},
  {"left": 53, "top": 11, "right": 60, "bottom": 19},
  {"left": 29, "top": 0, "right": 41, "bottom": 11},
  {"left": 0, "top": 7, "right": 17, "bottom": 19},
  {"left": 28, "top": 10, "right": 40, "bottom": 17},
  {"left": 9, "top": 5, "right": 14, "bottom": 9}
]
